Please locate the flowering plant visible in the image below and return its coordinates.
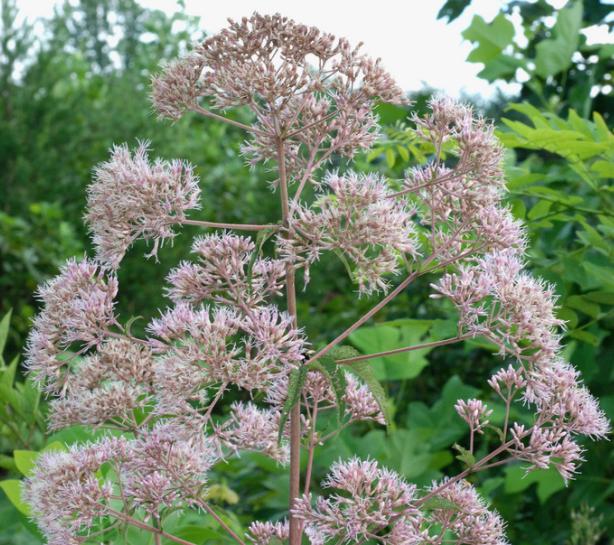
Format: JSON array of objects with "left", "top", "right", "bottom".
[{"left": 23, "top": 13, "right": 608, "bottom": 545}]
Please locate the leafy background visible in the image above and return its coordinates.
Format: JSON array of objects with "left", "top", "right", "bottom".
[{"left": 0, "top": 0, "right": 612, "bottom": 544}]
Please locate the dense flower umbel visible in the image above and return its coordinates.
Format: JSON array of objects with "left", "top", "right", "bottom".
[
  {"left": 24, "top": 425, "right": 216, "bottom": 543},
  {"left": 293, "top": 458, "right": 424, "bottom": 545},
  {"left": 24, "top": 437, "right": 129, "bottom": 545},
  {"left": 167, "top": 233, "right": 286, "bottom": 308},
  {"left": 49, "top": 337, "right": 155, "bottom": 430},
  {"left": 152, "top": 13, "right": 406, "bottom": 176},
  {"left": 85, "top": 141, "right": 201, "bottom": 268},
  {"left": 25, "top": 258, "right": 118, "bottom": 393},
  {"left": 406, "top": 98, "right": 525, "bottom": 261},
  {"left": 281, "top": 171, "right": 419, "bottom": 294}
]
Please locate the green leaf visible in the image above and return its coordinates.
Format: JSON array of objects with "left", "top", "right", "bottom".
[
  {"left": 534, "top": 1, "right": 583, "bottom": 77},
  {"left": 504, "top": 465, "right": 565, "bottom": 503},
  {"left": 0, "top": 480, "right": 30, "bottom": 516},
  {"left": 349, "top": 319, "right": 456, "bottom": 381},
  {"left": 385, "top": 148, "right": 396, "bottom": 168},
  {"left": 565, "top": 295, "right": 600, "bottom": 318},
  {"left": 205, "top": 483, "right": 239, "bottom": 505},
  {"left": 591, "top": 160, "right": 614, "bottom": 178},
  {"left": 0, "top": 355, "right": 19, "bottom": 387},
  {"left": 462, "top": 13, "right": 515, "bottom": 64},
  {"left": 13, "top": 451, "right": 38, "bottom": 477},
  {"left": 437, "top": 0, "right": 471, "bottom": 23},
  {"left": 0, "top": 310, "right": 11, "bottom": 363},
  {"left": 277, "top": 365, "right": 307, "bottom": 443},
  {"left": 453, "top": 443, "right": 476, "bottom": 467},
  {"left": 311, "top": 352, "right": 347, "bottom": 422}
]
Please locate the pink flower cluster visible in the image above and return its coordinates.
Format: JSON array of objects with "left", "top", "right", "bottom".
[
  {"left": 24, "top": 424, "right": 215, "bottom": 545},
  {"left": 281, "top": 171, "right": 419, "bottom": 294},
  {"left": 406, "top": 98, "right": 525, "bottom": 261},
  {"left": 23, "top": 11, "right": 609, "bottom": 545},
  {"left": 25, "top": 258, "right": 118, "bottom": 393},
  {"left": 435, "top": 248, "right": 609, "bottom": 479},
  {"left": 293, "top": 458, "right": 423, "bottom": 545},
  {"left": 152, "top": 13, "right": 405, "bottom": 177},
  {"left": 86, "top": 141, "right": 201, "bottom": 268}
]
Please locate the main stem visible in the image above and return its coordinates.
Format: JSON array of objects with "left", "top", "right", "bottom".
[{"left": 277, "top": 136, "right": 302, "bottom": 545}]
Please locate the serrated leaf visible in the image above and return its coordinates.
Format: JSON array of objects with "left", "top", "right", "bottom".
[
  {"left": 278, "top": 365, "right": 307, "bottom": 443},
  {"left": 453, "top": 443, "right": 476, "bottom": 467},
  {"left": 318, "top": 354, "right": 347, "bottom": 422}
]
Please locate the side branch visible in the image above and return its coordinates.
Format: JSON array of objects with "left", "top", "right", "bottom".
[
  {"left": 336, "top": 335, "right": 469, "bottom": 365},
  {"left": 180, "top": 219, "right": 278, "bottom": 231},
  {"left": 305, "top": 262, "right": 431, "bottom": 366},
  {"left": 190, "top": 103, "right": 266, "bottom": 135}
]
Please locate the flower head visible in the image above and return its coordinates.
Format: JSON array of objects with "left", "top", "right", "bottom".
[
  {"left": 85, "top": 142, "right": 200, "bottom": 268},
  {"left": 25, "top": 258, "right": 118, "bottom": 392},
  {"left": 293, "top": 458, "right": 422, "bottom": 545},
  {"left": 281, "top": 171, "right": 419, "bottom": 295}
]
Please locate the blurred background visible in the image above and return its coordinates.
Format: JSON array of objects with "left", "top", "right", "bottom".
[{"left": 0, "top": 0, "right": 612, "bottom": 543}]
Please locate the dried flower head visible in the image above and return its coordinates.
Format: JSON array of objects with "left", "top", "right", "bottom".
[
  {"left": 152, "top": 13, "right": 406, "bottom": 174},
  {"left": 85, "top": 141, "right": 200, "bottom": 268}
]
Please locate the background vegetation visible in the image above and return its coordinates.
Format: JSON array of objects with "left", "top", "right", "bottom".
[{"left": 0, "top": 0, "right": 612, "bottom": 543}]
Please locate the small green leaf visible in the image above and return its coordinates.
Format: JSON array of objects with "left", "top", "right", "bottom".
[
  {"left": 453, "top": 443, "right": 476, "bottom": 467},
  {"left": 0, "top": 480, "right": 30, "bottom": 515},
  {"left": 0, "top": 310, "right": 11, "bottom": 365},
  {"left": 13, "top": 450, "right": 38, "bottom": 477},
  {"left": 278, "top": 365, "right": 307, "bottom": 443}
]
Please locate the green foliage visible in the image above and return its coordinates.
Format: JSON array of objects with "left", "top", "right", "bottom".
[{"left": 349, "top": 319, "right": 457, "bottom": 380}]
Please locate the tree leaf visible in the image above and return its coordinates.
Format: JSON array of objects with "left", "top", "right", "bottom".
[
  {"left": 534, "top": 1, "right": 583, "bottom": 77},
  {"left": 462, "top": 13, "right": 515, "bottom": 64}
]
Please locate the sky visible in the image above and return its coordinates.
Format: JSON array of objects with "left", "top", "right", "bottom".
[{"left": 16, "top": 0, "right": 609, "bottom": 98}]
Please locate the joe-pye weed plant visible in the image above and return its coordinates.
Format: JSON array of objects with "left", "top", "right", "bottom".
[{"left": 22, "top": 13, "right": 609, "bottom": 545}]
